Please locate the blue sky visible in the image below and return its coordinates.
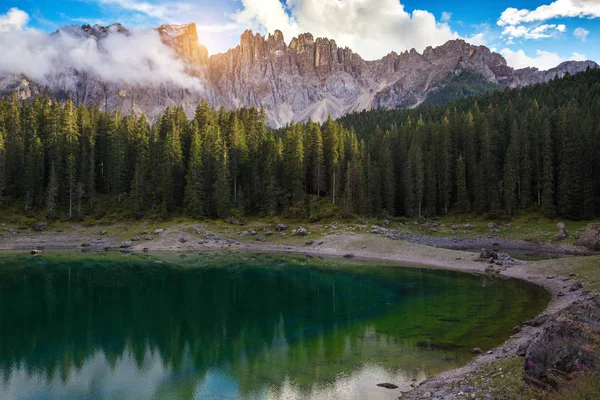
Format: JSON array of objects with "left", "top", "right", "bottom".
[{"left": 2, "top": 0, "right": 599, "bottom": 70}]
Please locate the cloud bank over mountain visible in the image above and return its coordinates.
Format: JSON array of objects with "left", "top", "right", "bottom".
[{"left": 0, "top": 17, "right": 202, "bottom": 90}]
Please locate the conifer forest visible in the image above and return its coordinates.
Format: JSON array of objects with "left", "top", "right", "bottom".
[{"left": 1, "top": 68, "right": 599, "bottom": 221}]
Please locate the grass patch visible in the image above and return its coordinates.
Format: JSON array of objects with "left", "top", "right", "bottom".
[
  {"left": 456, "top": 356, "right": 544, "bottom": 399},
  {"left": 531, "top": 255, "right": 600, "bottom": 292}
]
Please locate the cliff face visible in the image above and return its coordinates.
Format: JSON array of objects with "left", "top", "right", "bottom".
[
  {"left": 1, "top": 23, "right": 597, "bottom": 127},
  {"left": 158, "top": 24, "right": 209, "bottom": 68}
]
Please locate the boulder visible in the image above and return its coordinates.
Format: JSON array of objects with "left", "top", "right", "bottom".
[
  {"left": 275, "top": 223, "right": 288, "bottom": 231},
  {"left": 120, "top": 241, "right": 133, "bottom": 249},
  {"left": 131, "top": 237, "right": 141, "bottom": 242},
  {"left": 249, "top": 229, "right": 258, "bottom": 236},
  {"left": 154, "top": 229, "right": 165, "bottom": 234},
  {"left": 569, "top": 281, "right": 583, "bottom": 292},
  {"left": 297, "top": 227, "right": 308, "bottom": 236},
  {"left": 99, "top": 230, "right": 108, "bottom": 235},
  {"left": 575, "top": 223, "right": 600, "bottom": 251},
  {"left": 524, "top": 295, "right": 600, "bottom": 388},
  {"left": 479, "top": 248, "right": 499, "bottom": 260},
  {"left": 238, "top": 230, "right": 249, "bottom": 237},
  {"left": 31, "top": 249, "right": 43, "bottom": 255},
  {"left": 488, "top": 222, "right": 499, "bottom": 232},
  {"left": 145, "top": 235, "right": 154, "bottom": 241},
  {"left": 255, "top": 237, "right": 266, "bottom": 242},
  {"left": 554, "top": 221, "right": 570, "bottom": 241},
  {"left": 179, "top": 237, "right": 187, "bottom": 243},
  {"left": 33, "top": 223, "right": 47, "bottom": 232},
  {"left": 472, "top": 348, "right": 483, "bottom": 355},
  {"left": 225, "top": 216, "right": 243, "bottom": 226},
  {"left": 305, "top": 240, "right": 314, "bottom": 245}
]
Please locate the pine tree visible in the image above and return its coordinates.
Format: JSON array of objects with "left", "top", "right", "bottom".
[
  {"left": 503, "top": 145, "right": 519, "bottom": 216},
  {"left": 0, "top": 128, "right": 6, "bottom": 204},
  {"left": 5, "top": 93, "right": 23, "bottom": 198},
  {"left": 284, "top": 123, "right": 305, "bottom": 203},
  {"left": 456, "top": 155, "right": 470, "bottom": 213},
  {"left": 131, "top": 123, "right": 150, "bottom": 216},
  {"left": 24, "top": 137, "right": 44, "bottom": 211},
  {"left": 322, "top": 116, "right": 340, "bottom": 204},
  {"left": 381, "top": 132, "right": 396, "bottom": 216},
  {"left": 306, "top": 121, "right": 325, "bottom": 196},
  {"left": 61, "top": 100, "right": 80, "bottom": 219},
  {"left": 426, "top": 152, "right": 437, "bottom": 217},
  {"left": 541, "top": 119, "right": 556, "bottom": 218},
  {"left": 184, "top": 124, "right": 204, "bottom": 218},
  {"left": 46, "top": 162, "right": 58, "bottom": 217},
  {"left": 228, "top": 113, "right": 246, "bottom": 208},
  {"left": 213, "top": 147, "right": 231, "bottom": 218}
]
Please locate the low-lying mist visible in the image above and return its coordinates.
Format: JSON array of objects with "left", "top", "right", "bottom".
[{"left": 0, "top": 25, "right": 203, "bottom": 91}]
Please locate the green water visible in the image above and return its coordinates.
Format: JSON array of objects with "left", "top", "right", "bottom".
[{"left": 0, "top": 252, "right": 549, "bottom": 400}]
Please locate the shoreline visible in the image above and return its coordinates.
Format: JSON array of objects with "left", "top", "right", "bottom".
[{"left": 0, "top": 227, "right": 596, "bottom": 398}]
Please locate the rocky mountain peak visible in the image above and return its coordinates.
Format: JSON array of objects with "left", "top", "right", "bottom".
[
  {"left": 2, "top": 22, "right": 598, "bottom": 128},
  {"left": 53, "top": 23, "right": 130, "bottom": 39},
  {"left": 157, "top": 23, "right": 209, "bottom": 66}
]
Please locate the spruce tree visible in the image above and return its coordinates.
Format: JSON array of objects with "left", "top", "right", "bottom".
[
  {"left": 456, "top": 155, "right": 470, "bottom": 213},
  {"left": 184, "top": 124, "right": 204, "bottom": 218},
  {"left": 0, "top": 128, "right": 5, "bottom": 204},
  {"left": 541, "top": 119, "right": 556, "bottom": 218},
  {"left": 46, "top": 162, "right": 58, "bottom": 218}
]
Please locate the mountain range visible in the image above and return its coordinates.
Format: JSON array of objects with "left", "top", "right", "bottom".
[{"left": 2, "top": 22, "right": 597, "bottom": 127}]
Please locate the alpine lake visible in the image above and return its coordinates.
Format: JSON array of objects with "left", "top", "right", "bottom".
[{"left": 0, "top": 251, "right": 550, "bottom": 400}]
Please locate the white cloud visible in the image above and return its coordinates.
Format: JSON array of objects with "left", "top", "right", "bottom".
[
  {"left": 502, "top": 23, "right": 567, "bottom": 40},
  {"left": 0, "top": 8, "right": 203, "bottom": 90},
  {"left": 574, "top": 27, "right": 589, "bottom": 41},
  {"left": 498, "top": 0, "right": 600, "bottom": 26},
  {"left": 94, "top": 0, "right": 180, "bottom": 20},
  {"left": 441, "top": 11, "right": 452, "bottom": 22},
  {"left": 0, "top": 7, "right": 29, "bottom": 32},
  {"left": 571, "top": 51, "right": 587, "bottom": 60},
  {"left": 500, "top": 47, "right": 586, "bottom": 70},
  {"left": 232, "top": 0, "right": 468, "bottom": 60}
]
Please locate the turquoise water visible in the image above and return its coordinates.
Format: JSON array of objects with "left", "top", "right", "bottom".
[{"left": 0, "top": 252, "right": 550, "bottom": 399}]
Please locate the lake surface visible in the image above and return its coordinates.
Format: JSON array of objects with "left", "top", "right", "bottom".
[{"left": 0, "top": 252, "right": 550, "bottom": 400}]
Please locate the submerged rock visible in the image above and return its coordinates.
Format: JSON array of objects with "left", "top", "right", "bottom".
[{"left": 376, "top": 383, "right": 398, "bottom": 389}]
